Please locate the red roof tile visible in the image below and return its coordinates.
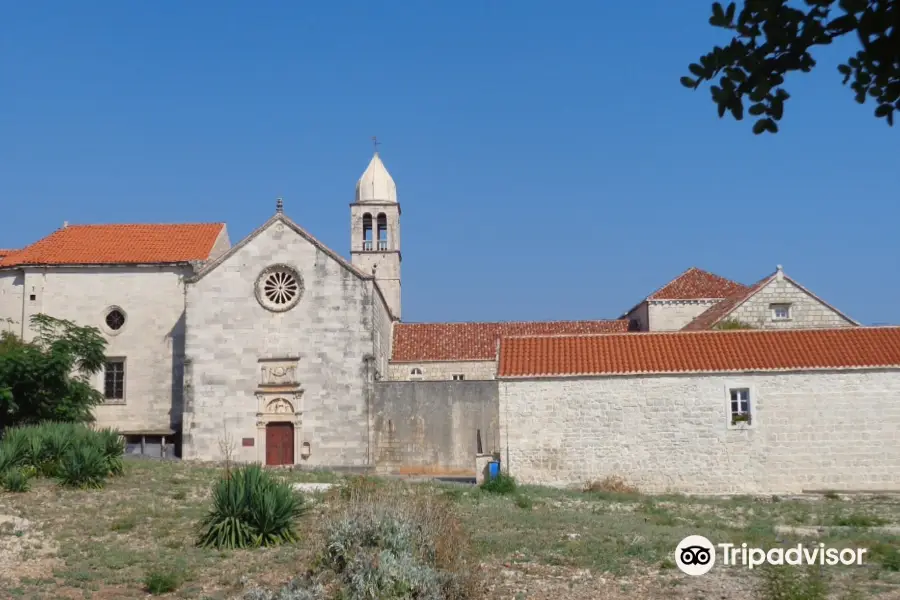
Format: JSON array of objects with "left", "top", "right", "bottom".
[
  {"left": 391, "top": 320, "right": 632, "bottom": 362},
  {"left": 0, "top": 249, "right": 17, "bottom": 259},
  {"left": 0, "top": 224, "right": 225, "bottom": 267},
  {"left": 497, "top": 327, "right": 900, "bottom": 377},
  {"left": 649, "top": 267, "right": 749, "bottom": 300}
]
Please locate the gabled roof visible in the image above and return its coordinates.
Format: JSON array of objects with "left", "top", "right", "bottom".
[
  {"left": 189, "top": 212, "right": 372, "bottom": 283},
  {"left": 621, "top": 267, "right": 748, "bottom": 318},
  {"left": 391, "top": 319, "right": 631, "bottom": 362},
  {"left": 0, "top": 249, "right": 17, "bottom": 260},
  {"left": 497, "top": 327, "right": 900, "bottom": 378},
  {"left": 648, "top": 267, "right": 748, "bottom": 300},
  {"left": 0, "top": 224, "right": 225, "bottom": 268},
  {"left": 682, "top": 268, "right": 859, "bottom": 331}
]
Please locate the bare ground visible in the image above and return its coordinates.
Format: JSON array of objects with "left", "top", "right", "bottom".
[{"left": 1, "top": 460, "right": 899, "bottom": 599}]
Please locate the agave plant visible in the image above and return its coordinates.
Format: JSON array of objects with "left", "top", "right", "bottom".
[
  {"left": 57, "top": 443, "right": 109, "bottom": 489},
  {"left": 1, "top": 468, "right": 30, "bottom": 492},
  {"left": 39, "top": 423, "right": 74, "bottom": 477},
  {"left": 197, "top": 464, "right": 306, "bottom": 549},
  {"left": 93, "top": 428, "right": 125, "bottom": 476},
  {"left": 0, "top": 426, "right": 32, "bottom": 470}
]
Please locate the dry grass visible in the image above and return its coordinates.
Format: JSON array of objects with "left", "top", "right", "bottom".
[
  {"left": 1, "top": 460, "right": 899, "bottom": 599},
  {"left": 584, "top": 475, "right": 640, "bottom": 495}
]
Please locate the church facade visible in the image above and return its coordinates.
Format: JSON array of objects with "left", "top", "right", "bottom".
[{"left": 3, "top": 152, "right": 899, "bottom": 493}]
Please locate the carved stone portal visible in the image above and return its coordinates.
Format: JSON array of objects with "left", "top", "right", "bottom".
[{"left": 267, "top": 398, "right": 294, "bottom": 414}]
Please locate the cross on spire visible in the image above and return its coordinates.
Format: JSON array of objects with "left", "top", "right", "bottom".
[
  {"left": 372, "top": 136, "right": 381, "bottom": 153},
  {"left": 276, "top": 198, "right": 283, "bottom": 214}
]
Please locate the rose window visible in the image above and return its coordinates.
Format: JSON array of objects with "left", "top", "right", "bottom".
[{"left": 255, "top": 265, "right": 304, "bottom": 312}]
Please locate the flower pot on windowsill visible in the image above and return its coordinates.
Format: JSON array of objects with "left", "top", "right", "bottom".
[{"left": 731, "top": 413, "right": 752, "bottom": 426}]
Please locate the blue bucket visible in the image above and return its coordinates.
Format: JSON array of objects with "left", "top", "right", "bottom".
[{"left": 488, "top": 461, "right": 501, "bottom": 480}]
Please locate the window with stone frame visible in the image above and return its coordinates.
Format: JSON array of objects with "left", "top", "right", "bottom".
[
  {"left": 452, "top": 374, "right": 465, "bottom": 381},
  {"left": 409, "top": 367, "right": 424, "bottom": 380},
  {"left": 729, "top": 387, "right": 751, "bottom": 425},
  {"left": 104, "top": 358, "right": 126, "bottom": 403}
]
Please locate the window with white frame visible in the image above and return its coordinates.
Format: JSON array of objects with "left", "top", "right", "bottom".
[
  {"left": 409, "top": 367, "right": 424, "bottom": 380},
  {"left": 771, "top": 303, "right": 791, "bottom": 320},
  {"left": 729, "top": 387, "right": 751, "bottom": 425},
  {"left": 452, "top": 374, "right": 465, "bottom": 381}
]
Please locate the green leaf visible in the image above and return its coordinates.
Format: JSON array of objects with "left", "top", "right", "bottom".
[
  {"left": 875, "top": 104, "right": 893, "bottom": 117},
  {"left": 749, "top": 103, "right": 767, "bottom": 116},
  {"left": 752, "top": 120, "right": 767, "bottom": 135},
  {"left": 827, "top": 14, "right": 857, "bottom": 33},
  {"left": 680, "top": 76, "right": 698, "bottom": 88},
  {"left": 837, "top": 64, "right": 852, "bottom": 75},
  {"left": 689, "top": 63, "right": 705, "bottom": 77}
]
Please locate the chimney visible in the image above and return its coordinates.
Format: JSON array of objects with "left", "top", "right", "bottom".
[{"left": 63, "top": 221, "right": 68, "bottom": 228}]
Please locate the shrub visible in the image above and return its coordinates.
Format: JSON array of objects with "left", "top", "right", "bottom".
[
  {"left": 1, "top": 467, "right": 30, "bottom": 492},
  {"left": 196, "top": 464, "right": 306, "bottom": 549},
  {"left": 144, "top": 568, "right": 181, "bottom": 594},
  {"left": 871, "top": 542, "right": 900, "bottom": 571},
  {"left": 480, "top": 473, "right": 517, "bottom": 495},
  {"left": 583, "top": 475, "right": 639, "bottom": 495},
  {"left": 0, "top": 422, "right": 125, "bottom": 488},
  {"left": 243, "top": 577, "right": 325, "bottom": 600},
  {"left": 321, "top": 481, "right": 478, "bottom": 600},
  {"left": 514, "top": 494, "right": 532, "bottom": 510},
  {"left": 756, "top": 564, "right": 829, "bottom": 600},
  {"left": 57, "top": 442, "right": 109, "bottom": 489}
]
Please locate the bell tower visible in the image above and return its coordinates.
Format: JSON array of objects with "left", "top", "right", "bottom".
[{"left": 350, "top": 148, "right": 401, "bottom": 319}]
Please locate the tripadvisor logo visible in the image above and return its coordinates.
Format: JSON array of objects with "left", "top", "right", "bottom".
[
  {"left": 675, "top": 535, "right": 716, "bottom": 576},
  {"left": 674, "top": 535, "right": 869, "bottom": 575}
]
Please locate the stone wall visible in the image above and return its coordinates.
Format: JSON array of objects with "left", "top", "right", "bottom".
[
  {"left": 648, "top": 299, "right": 720, "bottom": 331},
  {"left": 11, "top": 266, "right": 190, "bottom": 433},
  {"left": 183, "top": 219, "right": 375, "bottom": 468},
  {"left": 0, "top": 270, "right": 24, "bottom": 334},
  {"left": 373, "top": 380, "right": 499, "bottom": 476},
  {"left": 387, "top": 360, "right": 497, "bottom": 381},
  {"left": 729, "top": 276, "right": 856, "bottom": 329},
  {"left": 499, "top": 369, "right": 900, "bottom": 494}
]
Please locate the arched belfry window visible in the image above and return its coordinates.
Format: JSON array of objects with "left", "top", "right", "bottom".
[
  {"left": 376, "top": 213, "right": 388, "bottom": 250},
  {"left": 362, "top": 213, "right": 373, "bottom": 251}
]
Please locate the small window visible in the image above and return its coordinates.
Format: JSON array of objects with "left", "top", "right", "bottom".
[
  {"left": 452, "top": 374, "right": 465, "bottom": 381},
  {"left": 771, "top": 303, "right": 791, "bottom": 320},
  {"left": 29, "top": 294, "right": 36, "bottom": 301},
  {"left": 104, "top": 359, "right": 126, "bottom": 403},
  {"left": 409, "top": 367, "right": 423, "bottom": 380},
  {"left": 105, "top": 309, "right": 125, "bottom": 331},
  {"left": 729, "top": 388, "right": 751, "bottom": 426}
]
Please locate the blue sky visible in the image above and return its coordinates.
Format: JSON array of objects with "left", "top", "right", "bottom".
[{"left": 1, "top": 2, "right": 897, "bottom": 325}]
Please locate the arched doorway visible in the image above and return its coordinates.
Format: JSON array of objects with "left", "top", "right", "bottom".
[{"left": 265, "top": 422, "right": 294, "bottom": 466}]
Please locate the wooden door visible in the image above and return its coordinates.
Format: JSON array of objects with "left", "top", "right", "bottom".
[{"left": 265, "top": 423, "right": 294, "bottom": 466}]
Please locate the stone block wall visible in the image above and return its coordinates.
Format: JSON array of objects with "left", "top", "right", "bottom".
[
  {"left": 387, "top": 360, "right": 497, "bottom": 381},
  {"left": 500, "top": 369, "right": 900, "bottom": 494},
  {"left": 373, "top": 380, "right": 499, "bottom": 476},
  {"left": 648, "top": 300, "right": 720, "bottom": 331},
  {"left": 728, "top": 277, "right": 856, "bottom": 329},
  {"left": 183, "top": 221, "right": 374, "bottom": 468},
  {"left": 14, "top": 266, "right": 190, "bottom": 433}
]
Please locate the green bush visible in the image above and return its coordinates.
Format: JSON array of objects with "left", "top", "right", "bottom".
[
  {"left": 0, "top": 467, "right": 30, "bottom": 492},
  {"left": 196, "top": 464, "right": 306, "bottom": 550},
  {"left": 481, "top": 473, "right": 517, "bottom": 495},
  {"left": 756, "top": 564, "right": 829, "bottom": 600},
  {"left": 144, "top": 568, "right": 181, "bottom": 595},
  {"left": 57, "top": 442, "right": 110, "bottom": 489},
  {"left": 243, "top": 577, "right": 325, "bottom": 600},
  {"left": 0, "top": 422, "right": 125, "bottom": 489}
]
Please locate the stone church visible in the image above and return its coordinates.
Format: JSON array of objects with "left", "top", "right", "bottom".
[{"left": 2, "top": 152, "right": 899, "bottom": 494}]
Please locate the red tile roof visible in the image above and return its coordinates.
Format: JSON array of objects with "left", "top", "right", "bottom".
[
  {"left": 497, "top": 327, "right": 900, "bottom": 378},
  {"left": 0, "top": 249, "right": 17, "bottom": 259},
  {"left": 0, "top": 224, "right": 225, "bottom": 267},
  {"left": 391, "top": 320, "right": 632, "bottom": 362},
  {"left": 648, "top": 267, "right": 749, "bottom": 300}
]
